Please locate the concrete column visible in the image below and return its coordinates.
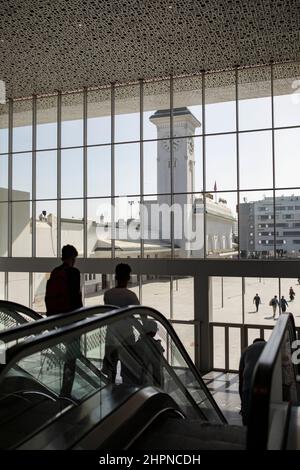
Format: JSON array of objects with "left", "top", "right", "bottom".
[{"left": 194, "top": 274, "right": 212, "bottom": 373}]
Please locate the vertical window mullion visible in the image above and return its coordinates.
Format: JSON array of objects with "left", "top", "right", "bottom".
[
  {"left": 271, "top": 63, "right": 277, "bottom": 258},
  {"left": 170, "top": 75, "right": 174, "bottom": 319},
  {"left": 235, "top": 68, "right": 240, "bottom": 261},
  {"left": 30, "top": 94, "right": 37, "bottom": 309},
  {"left": 8, "top": 98, "right": 13, "bottom": 258},
  {"left": 57, "top": 91, "right": 62, "bottom": 257},
  {"left": 83, "top": 88, "right": 88, "bottom": 259},
  {"left": 139, "top": 79, "right": 144, "bottom": 303},
  {"left": 32, "top": 95, "right": 37, "bottom": 258},
  {"left": 202, "top": 71, "right": 207, "bottom": 259},
  {"left": 111, "top": 83, "right": 115, "bottom": 259}
]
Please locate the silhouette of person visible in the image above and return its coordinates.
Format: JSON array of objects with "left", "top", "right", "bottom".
[
  {"left": 289, "top": 287, "right": 295, "bottom": 302},
  {"left": 280, "top": 296, "right": 289, "bottom": 313},
  {"left": 269, "top": 295, "right": 279, "bottom": 319},
  {"left": 103, "top": 263, "right": 140, "bottom": 384},
  {"left": 239, "top": 338, "right": 266, "bottom": 425},
  {"left": 134, "top": 319, "right": 165, "bottom": 387},
  {"left": 45, "top": 245, "right": 83, "bottom": 397},
  {"left": 253, "top": 294, "right": 261, "bottom": 312}
]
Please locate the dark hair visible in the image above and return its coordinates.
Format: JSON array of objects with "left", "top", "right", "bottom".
[
  {"left": 115, "top": 263, "right": 131, "bottom": 281},
  {"left": 253, "top": 338, "right": 266, "bottom": 344},
  {"left": 61, "top": 244, "right": 78, "bottom": 260}
]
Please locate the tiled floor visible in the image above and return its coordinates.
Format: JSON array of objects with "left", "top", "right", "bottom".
[{"left": 203, "top": 371, "right": 243, "bottom": 426}]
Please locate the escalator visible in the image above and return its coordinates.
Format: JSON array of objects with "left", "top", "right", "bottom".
[
  {"left": 1, "top": 304, "right": 298, "bottom": 450},
  {"left": 0, "top": 301, "right": 119, "bottom": 433},
  {"left": 0, "top": 305, "right": 245, "bottom": 450}
]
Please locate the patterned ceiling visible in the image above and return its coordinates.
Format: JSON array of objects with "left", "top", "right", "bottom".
[{"left": 0, "top": 0, "right": 299, "bottom": 98}]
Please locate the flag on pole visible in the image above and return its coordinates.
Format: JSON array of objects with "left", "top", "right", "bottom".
[{"left": 214, "top": 181, "right": 217, "bottom": 192}]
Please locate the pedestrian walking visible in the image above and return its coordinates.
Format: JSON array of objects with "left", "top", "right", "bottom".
[
  {"left": 280, "top": 296, "right": 289, "bottom": 313},
  {"left": 253, "top": 293, "right": 261, "bottom": 312},
  {"left": 289, "top": 287, "right": 295, "bottom": 302},
  {"left": 269, "top": 295, "right": 279, "bottom": 319}
]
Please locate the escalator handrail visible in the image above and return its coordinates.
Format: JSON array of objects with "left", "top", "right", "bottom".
[
  {"left": 0, "top": 307, "right": 29, "bottom": 326},
  {"left": 247, "top": 312, "right": 298, "bottom": 449},
  {"left": 0, "top": 304, "right": 118, "bottom": 344},
  {"left": 0, "top": 304, "right": 227, "bottom": 424},
  {"left": 0, "top": 300, "right": 42, "bottom": 321}
]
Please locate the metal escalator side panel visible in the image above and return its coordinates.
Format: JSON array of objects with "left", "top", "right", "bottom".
[
  {"left": 247, "top": 313, "right": 298, "bottom": 450},
  {"left": 286, "top": 405, "right": 300, "bottom": 450},
  {"left": 72, "top": 387, "right": 184, "bottom": 450},
  {"left": 17, "top": 384, "right": 141, "bottom": 450},
  {"left": 0, "top": 305, "right": 226, "bottom": 430}
]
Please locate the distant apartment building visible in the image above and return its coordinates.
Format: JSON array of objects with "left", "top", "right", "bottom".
[{"left": 239, "top": 195, "right": 300, "bottom": 257}]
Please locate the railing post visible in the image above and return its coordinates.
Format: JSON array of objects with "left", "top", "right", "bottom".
[
  {"left": 194, "top": 275, "right": 212, "bottom": 373},
  {"left": 241, "top": 324, "right": 247, "bottom": 352},
  {"left": 225, "top": 326, "right": 229, "bottom": 371}
]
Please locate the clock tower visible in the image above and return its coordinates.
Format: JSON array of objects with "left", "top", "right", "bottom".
[{"left": 149, "top": 108, "right": 201, "bottom": 250}]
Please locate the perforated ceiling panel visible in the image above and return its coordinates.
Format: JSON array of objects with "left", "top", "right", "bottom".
[{"left": 0, "top": 0, "right": 299, "bottom": 98}]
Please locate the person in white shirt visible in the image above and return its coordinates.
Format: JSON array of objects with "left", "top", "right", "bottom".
[
  {"left": 103, "top": 263, "right": 140, "bottom": 383},
  {"left": 104, "top": 263, "right": 140, "bottom": 307}
]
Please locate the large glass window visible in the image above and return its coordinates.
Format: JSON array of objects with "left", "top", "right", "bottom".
[
  {"left": 0, "top": 154, "right": 8, "bottom": 201},
  {"left": 61, "top": 92, "right": 83, "bottom": 148},
  {"left": 87, "top": 198, "right": 112, "bottom": 258},
  {"left": 12, "top": 152, "right": 32, "bottom": 200},
  {"left": 61, "top": 148, "right": 83, "bottom": 199},
  {"left": 87, "top": 146, "right": 111, "bottom": 198},
  {"left": 0, "top": 101, "right": 9, "bottom": 154},
  {"left": 205, "top": 134, "right": 237, "bottom": 192},
  {"left": 61, "top": 199, "right": 83, "bottom": 256},
  {"left": 36, "top": 200, "right": 57, "bottom": 257},
  {"left": 87, "top": 88, "right": 111, "bottom": 146},
  {"left": 205, "top": 70, "right": 236, "bottom": 134},
  {"left": 36, "top": 151, "right": 57, "bottom": 200},
  {"left": 0, "top": 62, "right": 300, "bottom": 263},
  {"left": 115, "top": 143, "right": 140, "bottom": 196},
  {"left": 0, "top": 203, "right": 8, "bottom": 257},
  {"left": 12, "top": 201, "right": 32, "bottom": 257},
  {"left": 239, "top": 131, "right": 273, "bottom": 190},
  {"left": 13, "top": 99, "right": 32, "bottom": 153},
  {"left": 239, "top": 190, "right": 274, "bottom": 259},
  {"left": 36, "top": 95, "right": 57, "bottom": 150},
  {"left": 274, "top": 63, "right": 300, "bottom": 128},
  {"left": 238, "top": 66, "right": 272, "bottom": 131},
  {"left": 115, "top": 84, "right": 140, "bottom": 143}
]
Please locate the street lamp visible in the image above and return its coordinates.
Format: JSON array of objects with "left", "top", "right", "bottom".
[{"left": 128, "top": 200, "right": 135, "bottom": 219}]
